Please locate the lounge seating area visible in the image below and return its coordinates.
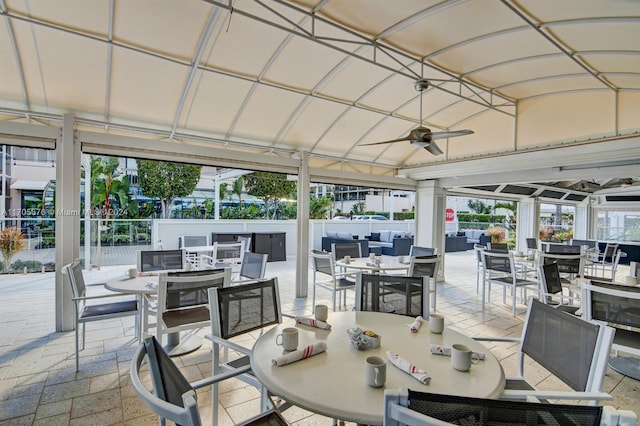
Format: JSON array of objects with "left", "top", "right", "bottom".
[
  {"left": 364, "top": 230, "right": 414, "bottom": 256},
  {"left": 1, "top": 250, "right": 637, "bottom": 424}
]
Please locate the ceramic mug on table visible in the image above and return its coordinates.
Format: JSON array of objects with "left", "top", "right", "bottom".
[
  {"left": 451, "top": 343, "right": 480, "bottom": 372},
  {"left": 344, "top": 255, "right": 351, "bottom": 264},
  {"left": 315, "top": 304, "right": 328, "bottom": 322},
  {"left": 276, "top": 327, "right": 298, "bottom": 351},
  {"left": 365, "top": 356, "right": 386, "bottom": 387},
  {"left": 429, "top": 314, "right": 444, "bottom": 334},
  {"left": 127, "top": 268, "right": 138, "bottom": 279}
]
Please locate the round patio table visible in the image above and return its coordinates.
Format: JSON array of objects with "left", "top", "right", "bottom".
[{"left": 251, "top": 311, "right": 505, "bottom": 425}]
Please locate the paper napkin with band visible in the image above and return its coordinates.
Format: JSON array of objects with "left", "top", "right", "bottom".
[
  {"left": 408, "top": 316, "right": 423, "bottom": 333},
  {"left": 272, "top": 342, "right": 327, "bottom": 366},
  {"left": 386, "top": 351, "right": 431, "bottom": 384},
  {"left": 295, "top": 317, "right": 331, "bottom": 330}
]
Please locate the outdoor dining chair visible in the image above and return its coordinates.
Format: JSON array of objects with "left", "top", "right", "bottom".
[
  {"left": 63, "top": 260, "right": 140, "bottom": 371},
  {"left": 155, "top": 268, "right": 231, "bottom": 349},
  {"left": 131, "top": 335, "right": 289, "bottom": 426},
  {"left": 481, "top": 250, "right": 539, "bottom": 316},
  {"left": 206, "top": 278, "right": 293, "bottom": 424},
  {"left": 355, "top": 272, "right": 430, "bottom": 318},
  {"left": 407, "top": 255, "right": 440, "bottom": 311},
  {"left": 383, "top": 388, "right": 636, "bottom": 426},
  {"left": 232, "top": 251, "right": 268, "bottom": 283},
  {"left": 310, "top": 249, "right": 355, "bottom": 312},
  {"left": 538, "top": 261, "right": 580, "bottom": 314},
  {"left": 474, "top": 298, "right": 615, "bottom": 405}
]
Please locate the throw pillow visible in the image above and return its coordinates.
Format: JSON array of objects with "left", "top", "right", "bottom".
[
  {"left": 379, "top": 230, "right": 391, "bottom": 242},
  {"left": 369, "top": 232, "right": 380, "bottom": 241},
  {"left": 326, "top": 231, "right": 338, "bottom": 239},
  {"left": 337, "top": 232, "right": 353, "bottom": 240}
]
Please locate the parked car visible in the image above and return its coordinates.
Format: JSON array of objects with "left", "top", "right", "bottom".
[{"left": 354, "top": 215, "right": 388, "bottom": 220}]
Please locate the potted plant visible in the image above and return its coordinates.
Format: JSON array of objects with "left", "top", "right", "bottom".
[{"left": 0, "top": 227, "right": 25, "bottom": 273}]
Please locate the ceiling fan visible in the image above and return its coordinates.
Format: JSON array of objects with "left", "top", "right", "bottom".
[{"left": 359, "top": 79, "right": 474, "bottom": 155}]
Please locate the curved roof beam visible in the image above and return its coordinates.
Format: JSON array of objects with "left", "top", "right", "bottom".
[
  {"left": 501, "top": 0, "right": 617, "bottom": 91},
  {"left": 1, "top": 0, "right": 29, "bottom": 111},
  {"left": 104, "top": 0, "right": 115, "bottom": 125}
]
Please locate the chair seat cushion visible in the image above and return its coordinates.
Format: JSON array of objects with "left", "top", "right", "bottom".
[
  {"left": 81, "top": 300, "right": 138, "bottom": 319},
  {"left": 163, "top": 306, "right": 210, "bottom": 328},
  {"left": 337, "top": 278, "right": 356, "bottom": 289}
]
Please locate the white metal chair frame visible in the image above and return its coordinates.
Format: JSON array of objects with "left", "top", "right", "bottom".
[
  {"left": 155, "top": 268, "right": 231, "bottom": 347},
  {"left": 63, "top": 260, "right": 140, "bottom": 371},
  {"left": 201, "top": 241, "right": 245, "bottom": 266},
  {"left": 406, "top": 255, "right": 440, "bottom": 312},
  {"left": 232, "top": 251, "right": 268, "bottom": 283},
  {"left": 474, "top": 298, "right": 615, "bottom": 405},
  {"left": 383, "top": 388, "right": 636, "bottom": 426},
  {"left": 310, "top": 249, "right": 356, "bottom": 312},
  {"left": 481, "top": 250, "right": 539, "bottom": 316}
]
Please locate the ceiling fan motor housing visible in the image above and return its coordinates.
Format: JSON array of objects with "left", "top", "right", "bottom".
[{"left": 415, "top": 79, "right": 429, "bottom": 92}]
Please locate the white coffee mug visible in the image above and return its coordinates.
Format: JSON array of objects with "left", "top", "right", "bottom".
[
  {"left": 451, "top": 343, "right": 480, "bottom": 372},
  {"left": 315, "top": 304, "right": 328, "bottom": 322},
  {"left": 128, "top": 268, "right": 137, "bottom": 279},
  {"left": 344, "top": 255, "right": 351, "bottom": 264},
  {"left": 275, "top": 327, "right": 298, "bottom": 351},
  {"left": 429, "top": 314, "right": 444, "bottom": 334},
  {"left": 365, "top": 356, "right": 386, "bottom": 387}
]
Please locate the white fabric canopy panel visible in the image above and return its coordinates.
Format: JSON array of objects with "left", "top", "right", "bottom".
[{"left": 0, "top": 0, "right": 638, "bottom": 186}]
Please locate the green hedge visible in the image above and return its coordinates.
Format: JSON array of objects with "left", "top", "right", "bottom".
[{"left": 457, "top": 213, "right": 506, "bottom": 224}]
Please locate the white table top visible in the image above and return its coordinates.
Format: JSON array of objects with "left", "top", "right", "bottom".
[
  {"left": 182, "top": 245, "right": 217, "bottom": 253},
  {"left": 335, "top": 256, "right": 410, "bottom": 273},
  {"left": 251, "top": 311, "right": 505, "bottom": 425},
  {"left": 105, "top": 275, "right": 158, "bottom": 294}
]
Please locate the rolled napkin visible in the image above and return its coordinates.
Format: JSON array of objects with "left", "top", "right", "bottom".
[
  {"left": 408, "top": 316, "right": 423, "bottom": 333},
  {"left": 386, "top": 351, "right": 431, "bottom": 384},
  {"left": 429, "top": 344, "right": 486, "bottom": 360},
  {"left": 272, "top": 342, "right": 327, "bottom": 366},
  {"left": 295, "top": 316, "right": 331, "bottom": 330}
]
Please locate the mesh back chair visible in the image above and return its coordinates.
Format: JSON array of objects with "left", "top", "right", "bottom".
[
  {"left": 216, "top": 241, "right": 245, "bottom": 264},
  {"left": 63, "top": 260, "right": 139, "bottom": 371},
  {"left": 156, "top": 269, "right": 231, "bottom": 349},
  {"left": 383, "top": 388, "right": 636, "bottom": 426},
  {"left": 233, "top": 252, "right": 268, "bottom": 283},
  {"left": 590, "top": 250, "right": 623, "bottom": 282},
  {"left": 539, "top": 252, "right": 586, "bottom": 283},
  {"left": 526, "top": 238, "right": 538, "bottom": 250},
  {"left": 539, "top": 262, "right": 580, "bottom": 314},
  {"left": 409, "top": 245, "right": 437, "bottom": 257},
  {"left": 355, "top": 272, "right": 430, "bottom": 318},
  {"left": 481, "top": 250, "right": 539, "bottom": 316},
  {"left": 332, "top": 242, "right": 363, "bottom": 259},
  {"left": 131, "top": 336, "right": 289, "bottom": 426},
  {"left": 179, "top": 235, "right": 210, "bottom": 267},
  {"left": 546, "top": 244, "right": 582, "bottom": 254},
  {"left": 207, "top": 279, "right": 290, "bottom": 423},
  {"left": 581, "top": 281, "right": 640, "bottom": 380},
  {"left": 237, "top": 235, "right": 252, "bottom": 253},
  {"left": 474, "top": 298, "right": 615, "bottom": 405},
  {"left": 310, "top": 249, "right": 356, "bottom": 311},
  {"left": 407, "top": 255, "right": 440, "bottom": 311},
  {"left": 179, "top": 235, "right": 209, "bottom": 248},
  {"left": 486, "top": 242, "right": 509, "bottom": 253},
  {"left": 138, "top": 249, "right": 185, "bottom": 273}
]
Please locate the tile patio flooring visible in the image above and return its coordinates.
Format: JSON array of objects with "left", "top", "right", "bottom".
[{"left": 0, "top": 251, "right": 638, "bottom": 425}]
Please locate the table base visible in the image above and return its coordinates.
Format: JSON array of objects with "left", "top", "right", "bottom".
[
  {"left": 608, "top": 356, "right": 640, "bottom": 381},
  {"left": 165, "top": 333, "right": 203, "bottom": 357}
]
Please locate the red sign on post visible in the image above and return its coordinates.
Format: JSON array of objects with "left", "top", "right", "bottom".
[{"left": 445, "top": 208, "right": 455, "bottom": 222}]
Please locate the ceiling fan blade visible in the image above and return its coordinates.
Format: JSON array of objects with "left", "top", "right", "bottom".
[
  {"left": 359, "top": 136, "right": 411, "bottom": 146},
  {"left": 424, "top": 141, "right": 443, "bottom": 155},
  {"left": 429, "top": 129, "right": 474, "bottom": 140}
]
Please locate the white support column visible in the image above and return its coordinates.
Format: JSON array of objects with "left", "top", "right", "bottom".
[
  {"left": 56, "top": 114, "right": 81, "bottom": 332},
  {"left": 214, "top": 176, "right": 221, "bottom": 220},
  {"left": 295, "top": 152, "right": 309, "bottom": 298},
  {"left": 574, "top": 199, "right": 590, "bottom": 240},
  {"left": 415, "top": 180, "right": 446, "bottom": 279},
  {"left": 517, "top": 198, "right": 536, "bottom": 251}
]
